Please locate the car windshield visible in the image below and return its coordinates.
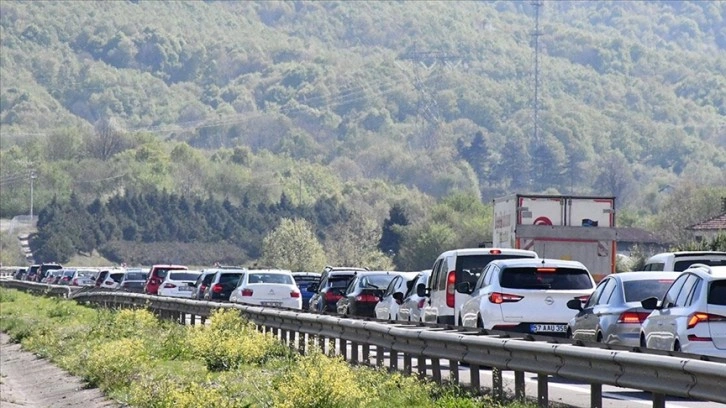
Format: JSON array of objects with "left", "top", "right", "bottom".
[
  {"left": 708, "top": 281, "right": 726, "bottom": 306},
  {"left": 109, "top": 273, "right": 124, "bottom": 282},
  {"left": 249, "top": 273, "right": 293, "bottom": 284},
  {"left": 359, "top": 275, "right": 396, "bottom": 289},
  {"left": 77, "top": 271, "right": 96, "bottom": 278},
  {"left": 500, "top": 267, "right": 593, "bottom": 290},
  {"left": 623, "top": 279, "right": 674, "bottom": 302},
  {"left": 169, "top": 272, "right": 201, "bottom": 281},
  {"left": 219, "top": 273, "right": 244, "bottom": 285},
  {"left": 125, "top": 272, "right": 147, "bottom": 281},
  {"left": 457, "top": 254, "right": 536, "bottom": 286}
]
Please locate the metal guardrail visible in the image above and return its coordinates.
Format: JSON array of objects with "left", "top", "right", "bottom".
[{"left": 2, "top": 280, "right": 725, "bottom": 407}]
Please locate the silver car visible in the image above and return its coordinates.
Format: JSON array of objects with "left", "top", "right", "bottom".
[
  {"left": 567, "top": 271, "right": 680, "bottom": 346},
  {"left": 396, "top": 270, "right": 431, "bottom": 322}
]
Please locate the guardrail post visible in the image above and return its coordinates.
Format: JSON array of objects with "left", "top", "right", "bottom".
[
  {"left": 351, "top": 341, "right": 359, "bottom": 364},
  {"left": 376, "top": 346, "right": 384, "bottom": 368},
  {"left": 493, "top": 367, "right": 503, "bottom": 401},
  {"left": 418, "top": 355, "right": 426, "bottom": 379},
  {"left": 362, "top": 343, "right": 370, "bottom": 364},
  {"left": 339, "top": 338, "right": 347, "bottom": 359},
  {"left": 190, "top": 314, "right": 196, "bottom": 326},
  {"left": 587, "top": 384, "right": 601, "bottom": 408},
  {"left": 403, "top": 353, "right": 412, "bottom": 375},
  {"left": 449, "top": 359, "right": 458, "bottom": 384},
  {"left": 470, "top": 364, "right": 480, "bottom": 390},
  {"left": 515, "top": 371, "right": 525, "bottom": 402},
  {"left": 537, "top": 373, "right": 548, "bottom": 408},
  {"left": 318, "top": 335, "right": 326, "bottom": 355},
  {"left": 180, "top": 312, "right": 186, "bottom": 325},
  {"left": 432, "top": 358, "right": 442, "bottom": 384},
  {"left": 653, "top": 393, "right": 665, "bottom": 408},
  {"left": 390, "top": 349, "right": 398, "bottom": 371}
]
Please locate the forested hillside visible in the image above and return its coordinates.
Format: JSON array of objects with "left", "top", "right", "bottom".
[{"left": 1, "top": 1, "right": 725, "bottom": 265}]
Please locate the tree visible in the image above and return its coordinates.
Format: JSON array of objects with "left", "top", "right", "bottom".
[
  {"left": 260, "top": 218, "right": 326, "bottom": 272},
  {"left": 86, "top": 117, "right": 130, "bottom": 161},
  {"left": 324, "top": 211, "right": 394, "bottom": 270},
  {"left": 378, "top": 204, "right": 409, "bottom": 257},
  {"left": 397, "top": 222, "right": 456, "bottom": 271}
]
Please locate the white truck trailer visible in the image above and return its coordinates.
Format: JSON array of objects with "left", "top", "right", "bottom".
[{"left": 493, "top": 194, "right": 617, "bottom": 281}]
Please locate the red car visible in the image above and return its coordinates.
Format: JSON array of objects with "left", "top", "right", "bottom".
[{"left": 144, "top": 264, "right": 188, "bottom": 295}]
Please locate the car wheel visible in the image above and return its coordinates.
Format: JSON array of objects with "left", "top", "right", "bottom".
[
  {"left": 476, "top": 315, "right": 484, "bottom": 329},
  {"left": 596, "top": 332, "right": 603, "bottom": 343},
  {"left": 673, "top": 340, "right": 681, "bottom": 352},
  {"left": 566, "top": 328, "right": 573, "bottom": 339},
  {"left": 640, "top": 334, "right": 647, "bottom": 348},
  {"left": 458, "top": 317, "right": 463, "bottom": 326}
]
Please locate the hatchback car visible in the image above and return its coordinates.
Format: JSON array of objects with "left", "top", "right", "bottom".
[
  {"left": 459, "top": 258, "right": 595, "bottom": 336},
  {"left": 144, "top": 264, "right": 189, "bottom": 295},
  {"left": 99, "top": 270, "right": 125, "bottom": 289},
  {"left": 229, "top": 269, "right": 301, "bottom": 309},
  {"left": 25, "top": 264, "right": 40, "bottom": 281},
  {"left": 307, "top": 266, "right": 367, "bottom": 313},
  {"left": 13, "top": 268, "right": 27, "bottom": 280},
  {"left": 191, "top": 269, "right": 218, "bottom": 300},
  {"left": 292, "top": 272, "right": 320, "bottom": 310},
  {"left": 419, "top": 248, "right": 539, "bottom": 325},
  {"left": 117, "top": 268, "right": 149, "bottom": 293},
  {"left": 158, "top": 270, "right": 202, "bottom": 298},
  {"left": 203, "top": 268, "right": 246, "bottom": 301},
  {"left": 397, "top": 270, "right": 432, "bottom": 322},
  {"left": 640, "top": 264, "right": 726, "bottom": 357},
  {"left": 336, "top": 271, "right": 411, "bottom": 317},
  {"left": 567, "top": 271, "right": 680, "bottom": 346},
  {"left": 61, "top": 268, "right": 98, "bottom": 286},
  {"left": 36, "top": 263, "right": 63, "bottom": 283},
  {"left": 374, "top": 272, "right": 420, "bottom": 320}
]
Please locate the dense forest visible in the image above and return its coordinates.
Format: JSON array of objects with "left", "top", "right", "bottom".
[{"left": 1, "top": 1, "right": 725, "bottom": 266}]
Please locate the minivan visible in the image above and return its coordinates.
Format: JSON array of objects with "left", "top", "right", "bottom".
[
  {"left": 642, "top": 251, "right": 726, "bottom": 272},
  {"left": 419, "top": 248, "right": 538, "bottom": 325}
]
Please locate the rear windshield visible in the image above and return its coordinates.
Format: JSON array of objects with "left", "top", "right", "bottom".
[
  {"left": 170, "top": 272, "right": 201, "bottom": 281},
  {"left": 42, "top": 265, "right": 63, "bottom": 272},
  {"left": 673, "top": 259, "right": 726, "bottom": 272},
  {"left": 329, "top": 276, "right": 353, "bottom": 288},
  {"left": 294, "top": 276, "right": 320, "bottom": 285},
  {"left": 202, "top": 274, "right": 216, "bottom": 284},
  {"left": 359, "top": 275, "right": 396, "bottom": 289},
  {"left": 500, "top": 267, "right": 593, "bottom": 290},
  {"left": 219, "top": 273, "right": 244, "bottom": 285},
  {"left": 249, "top": 273, "right": 293, "bottom": 284},
  {"left": 457, "top": 254, "right": 536, "bottom": 286},
  {"left": 110, "top": 273, "right": 125, "bottom": 282},
  {"left": 63, "top": 270, "right": 75, "bottom": 277},
  {"left": 623, "top": 279, "right": 674, "bottom": 302},
  {"left": 77, "top": 271, "right": 96, "bottom": 278},
  {"left": 154, "top": 267, "right": 186, "bottom": 278},
  {"left": 125, "top": 272, "right": 147, "bottom": 281},
  {"left": 708, "top": 281, "right": 726, "bottom": 306}
]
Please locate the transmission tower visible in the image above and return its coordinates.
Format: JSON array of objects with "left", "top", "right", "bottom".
[{"left": 532, "top": 1, "right": 543, "bottom": 148}]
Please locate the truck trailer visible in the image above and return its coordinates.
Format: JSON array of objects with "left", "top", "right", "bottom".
[{"left": 493, "top": 194, "right": 617, "bottom": 281}]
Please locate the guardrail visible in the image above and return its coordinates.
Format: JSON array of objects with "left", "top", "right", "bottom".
[{"left": 2, "top": 280, "right": 725, "bottom": 408}]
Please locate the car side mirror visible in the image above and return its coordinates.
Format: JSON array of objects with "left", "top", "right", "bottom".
[
  {"left": 641, "top": 296, "right": 659, "bottom": 310},
  {"left": 567, "top": 298, "right": 583, "bottom": 311},
  {"left": 393, "top": 292, "right": 404, "bottom": 304},
  {"left": 307, "top": 284, "right": 318, "bottom": 293},
  {"left": 455, "top": 281, "right": 472, "bottom": 294},
  {"left": 188, "top": 282, "right": 196, "bottom": 287},
  {"left": 416, "top": 283, "right": 428, "bottom": 298}
]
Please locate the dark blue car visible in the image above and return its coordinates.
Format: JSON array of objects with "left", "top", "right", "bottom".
[{"left": 292, "top": 272, "right": 320, "bottom": 310}]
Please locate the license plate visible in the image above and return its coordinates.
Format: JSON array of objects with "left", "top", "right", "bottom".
[
  {"left": 261, "top": 301, "right": 282, "bottom": 307},
  {"left": 179, "top": 286, "right": 193, "bottom": 291},
  {"left": 530, "top": 324, "right": 567, "bottom": 333}
]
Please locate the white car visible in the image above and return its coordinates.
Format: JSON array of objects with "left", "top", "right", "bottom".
[
  {"left": 99, "top": 270, "right": 126, "bottom": 289},
  {"left": 374, "top": 272, "right": 421, "bottom": 320},
  {"left": 397, "top": 270, "right": 431, "bottom": 322},
  {"left": 642, "top": 251, "right": 726, "bottom": 272},
  {"left": 229, "top": 269, "right": 301, "bottom": 310},
  {"left": 459, "top": 258, "right": 595, "bottom": 336},
  {"left": 640, "top": 264, "right": 726, "bottom": 357},
  {"left": 419, "top": 248, "right": 539, "bottom": 325},
  {"left": 158, "top": 270, "right": 202, "bottom": 298}
]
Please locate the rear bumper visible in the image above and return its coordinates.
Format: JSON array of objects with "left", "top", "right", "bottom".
[{"left": 491, "top": 322, "right": 569, "bottom": 338}]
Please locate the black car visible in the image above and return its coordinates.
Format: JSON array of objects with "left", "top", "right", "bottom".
[
  {"left": 13, "top": 268, "right": 27, "bottom": 280},
  {"left": 36, "top": 263, "right": 63, "bottom": 282},
  {"left": 191, "top": 269, "right": 218, "bottom": 300},
  {"left": 335, "top": 271, "right": 407, "bottom": 318},
  {"left": 117, "top": 269, "right": 149, "bottom": 293},
  {"left": 25, "top": 264, "right": 40, "bottom": 281},
  {"left": 203, "top": 269, "right": 246, "bottom": 301},
  {"left": 307, "top": 266, "right": 367, "bottom": 313}
]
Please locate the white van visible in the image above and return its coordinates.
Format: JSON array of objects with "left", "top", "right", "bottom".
[
  {"left": 419, "top": 248, "right": 538, "bottom": 325},
  {"left": 642, "top": 251, "right": 726, "bottom": 272}
]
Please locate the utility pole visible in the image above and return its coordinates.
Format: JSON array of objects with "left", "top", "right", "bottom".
[
  {"left": 532, "top": 0, "right": 543, "bottom": 148},
  {"left": 30, "top": 170, "right": 36, "bottom": 222}
]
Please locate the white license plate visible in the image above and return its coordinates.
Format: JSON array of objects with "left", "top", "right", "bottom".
[
  {"left": 530, "top": 324, "right": 567, "bottom": 333},
  {"left": 261, "top": 301, "right": 282, "bottom": 307},
  {"left": 179, "top": 286, "right": 193, "bottom": 291}
]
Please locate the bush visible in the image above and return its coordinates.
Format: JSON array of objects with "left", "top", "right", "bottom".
[
  {"left": 187, "top": 309, "right": 287, "bottom": 371},
  {"left": 85, "top": 338, "right": 152, "bottom": 389}
]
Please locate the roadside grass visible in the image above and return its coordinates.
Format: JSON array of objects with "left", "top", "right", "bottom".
[{"left": 0, "top": 288, "right": 534, "bottom": 408}]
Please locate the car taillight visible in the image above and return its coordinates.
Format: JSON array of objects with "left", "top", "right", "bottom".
[
  {"left": 325, "top": 291, "right": 342, "bottom": 302},
  {"left": 241, "top": 288, "right": 253, "bottom": 297},
  {"left": 445, "top": 270, "right": 456, "bottom": 308},
  {"left": 72, "top": 278, "right": 78, "bottom": 286},
  {"left": 577, "top": 295, "right": 590, "bottom": 302},
  {"left": 355, "top": 293, "right": 379, "bottom": 303},
  {"left": 163, "top": 283, "right": 176, "bottom": 288},
  {"left": 290, "top": 291, "right": 300, "bottom": 298},
  {"left": 488, "top": 292, "right": 524, "bottom": 304},
  {"left": 617, "top": 311, "right": 650, "bottom": 324},
  {"left": 212, "top": 284, "right": 223, "bottom": 293},
  {"left": 418, "top": 299, "right": 426, "bottom": 309},
  {"left": 687, "top": 312, "right": 726, "bottom": 329},
  {"left": 200, "top": 285, "right": 207, "bottom": 292}
]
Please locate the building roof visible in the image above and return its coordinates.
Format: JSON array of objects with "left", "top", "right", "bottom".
[
  {"left": 615, "top": 227, "right": 666, "bottom": 244},
  {"left": 687, "top": 212, "right": 726, "bottom": 231}
]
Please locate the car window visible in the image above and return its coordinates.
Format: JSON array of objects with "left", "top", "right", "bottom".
[
  {"left": 429, "top": 259, "right": 441, "bottom": 290},
  {"left": 585, "top": 278, "right": 608, "bottom": 308},
  {"left": 155, "top": 268, "right": 170, "bottom": 278},
  {"left": 203, "top": 273, "right": 216, "bottom": 285},
  {"left": 125, "top": 272, "right": 147, "bottom": 281},
  {"left": 436, "top": 259, "right": 449, "bottom": 291},
  {"left": 662, "top": 274, "right": 688, "bottom": 308},
  {"left": 249, "top": 273, "right": 293, "bottom": 284},
  {"left": 675, "top": 275, "right": 699, "bottom": 307},
  {"left": 360, "top": 275, "right": 396, "bottom": 289},
  {"left": 328, "top": 276, "right": 352, "bottom": 289},
  {"left": 474, "top": 265, "right": 491, "bottom": 290},
  {"left": 344, "top": 277, "right": 357, "bottom": 294},
  {"left": 674, "top": 259, "right": 726, "bottom": 271},
  {"left": 622, "top": 279, "right": 674, "bottom": 302},
  {"left": 499, "top": 267, "right": 593, "bottom": 290},
  {"left": 169, "top": 272, "right": 201, "bottom": 281},
  {"left": 383, "top": 276, "right": 400, "bottom": 297},
  {"left": 708, "top": 280, "right": 726, "bottom": 306},
  {"left": 596, "top": 278, "right": 617, "bottom": 305},
  {"left": 110, "top": 273, "right": 125, "bottom": 282},
  {"left": 219, "top": 273, "right": 244, "bottom": 285},
  {"left": 684, "top": 278, "right": 703, "bottom": 306},
  {"left": 456, "top": 254, "right": 536, "bottom": 288},
  {"left": 644, "top": 262, "right": 665, "bottom": 271}
]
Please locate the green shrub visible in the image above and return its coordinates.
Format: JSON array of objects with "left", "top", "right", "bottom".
[{"left": 85, "top": 338, "right": 153, "bottom": 389}]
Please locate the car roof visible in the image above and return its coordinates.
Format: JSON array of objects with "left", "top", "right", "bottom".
[
  {"left": 488, "top": 258, "right": 588, "bottom": 269},
  {"left": 292, "top": 272, "right": 320, "bottom": 277},
  {"left": 610, "top": 271, "right": 682, "bottom": 282},
  {"left": 438, "top": 247, "right": 538, "bottom": 257},
  {"left": 247, "top": 269, "right": 293, "bottom": 274},
  {"left": 647, "top": 251, "right": 726, "bottom": 259},
  {"left": 685, "top": 264, "right": 726, "bottom": 278}
]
